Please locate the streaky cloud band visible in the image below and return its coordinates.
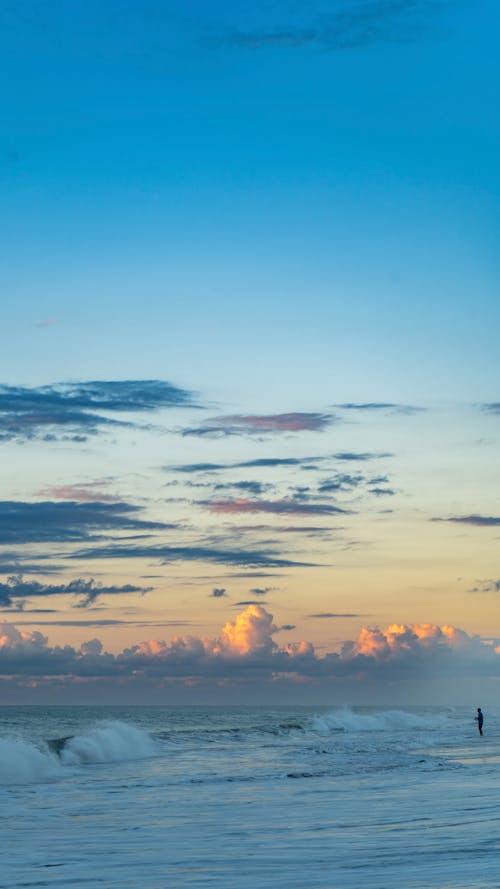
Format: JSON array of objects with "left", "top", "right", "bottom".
[
  {"left": 0, "top": 379, "right": 195, "bottom": 442},
  {"left": 69, "top": 542, "right": 314, "bottom": 569}
]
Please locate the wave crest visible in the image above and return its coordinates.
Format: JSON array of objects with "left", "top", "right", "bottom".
[
  {"left": 311, "top": 708, "right": 451, "bottom": 734},
  {"left": 0, "top": 738, "right": 61, "bottom": 785},
  {"left": 60, "top": 720, "right": 155, "bottom": 765}
]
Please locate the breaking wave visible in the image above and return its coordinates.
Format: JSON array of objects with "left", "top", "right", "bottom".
[
  {"left": 311, "top": 707, "right": 452, "bottom": 734},
  {"left": 0, "top": 721, "right": 155, "bottom": 785},
  {"left": 0, "top": 737, "right": 62, "bottom": 785},
  {"left": 60, "top": 721, "right": 156, "bottom": 765}
]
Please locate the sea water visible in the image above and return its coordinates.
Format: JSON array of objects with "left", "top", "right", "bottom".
[{"left": 0, "top": 705, "right": 498, "bottom": 888}]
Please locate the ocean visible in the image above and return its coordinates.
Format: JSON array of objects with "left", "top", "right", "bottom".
[{"left": 0, "top": 705, "right": 498, "bottom": 888}]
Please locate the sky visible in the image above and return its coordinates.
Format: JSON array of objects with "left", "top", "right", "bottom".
[{"left": 1, "top": 0, "right": 499, "bottom": 705}]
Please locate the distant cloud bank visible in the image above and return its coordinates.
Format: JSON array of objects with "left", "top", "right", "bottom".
[{"left": 1, "top": 606, "right": 498, "bottom": 698}]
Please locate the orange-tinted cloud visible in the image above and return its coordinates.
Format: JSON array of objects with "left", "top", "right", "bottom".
[
  {"left": 345, "top": 622, "right": 477, "bottom": 660},
  {"left": 1, "top": 609, "right": 499, "bottom": 697},
  {"left": 219, "top": 604, "right": 277, "bottom": 655}
]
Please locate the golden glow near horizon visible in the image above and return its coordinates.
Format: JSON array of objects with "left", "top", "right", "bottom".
[{"left": 1, "top": 0, "right": 499, "bottom": 701}]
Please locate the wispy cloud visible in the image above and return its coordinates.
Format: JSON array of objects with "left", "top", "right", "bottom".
[
  {"left": 234, "top": 525, "right": 333, "bottom": 536},
  {"left": 233, "top": 600, "right": 269, "bottom": 607},
  {"left": 201, "top": 497, "right": 349, "bottom": 516},
  {"left": 169, "top": 456, "right": 328, "bottom": 473},
  {"left": 36, "top": 481, "right": 118, "bottom": 503},
  {"left": 333, "top": 451, "right": 392, "bottom": 461},
  {"left": 2, "top": 618, "right": 194, "bottom": 628},
  {"left": 182, "top": 412, "right": 334, "bottom": 438},
  {"left": 168, "top": 453, "right": 390, "bottom": 476},
  {"left": 0, "top": 500, "right": 174, "bottom": 544},
  {"left": 318, "top": 472, "right": 366, "bottom": 492},
  {"left": 468, "top": 579, "right": 500, "bottom": 594},
  {"left": 432, "top": 515, "right": 500, "bottom": 527},
  {"left": 237, "top": 457, "right": 323, "bottom": 468},
  {"left": 226, "top": 0, "right": 442, "bottom": 53},
  {"left": 0, "top": 575, "right": 152, "bottom": 608},
  {"left": 70, "top": 542, "right": 313, "bottom": 569},
  {"left": 34, "top": 317, "right": 60, "bottom": 329},
  {"left": 0, "top": 555, "right": 63, "bottom": 575},
  {"left": 306, "top": 612, "right": 361, "bottom": 619},
  {"left": 0, "top": 379, "right": 194, "bottom": 443},
  {"left": 213, "top": 480, "right": 271, "bottom": 496},
  {"left": 335, "top": 402, "right": 423, "bottom": 415}
]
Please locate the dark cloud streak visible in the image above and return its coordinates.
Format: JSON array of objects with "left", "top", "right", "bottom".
[
  {"left": 202, "top": 498, "right": 349, "bottom": 516},
  {"left": 0, "top": 501, "right": 174, "bottom": 544},
  {"left": 432, "top": 515, "right": 500, "bottom": 527},
  {"left": 0, "top": 575, "right": 152, "bottom": 608},
  {"left": 70, "top": 542, "right": 314, "bottom": 569},
  {"left": 0, "top": 379, "right": 194, "bottom": 443}
]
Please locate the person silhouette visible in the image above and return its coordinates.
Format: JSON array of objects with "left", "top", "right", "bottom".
[{"left": 475, "top": 708, "right": 484, "bottom": 736}]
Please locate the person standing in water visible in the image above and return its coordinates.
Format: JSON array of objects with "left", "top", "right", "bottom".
[{"left": 475, "top": 708, "right": 484, "bottom": 736}]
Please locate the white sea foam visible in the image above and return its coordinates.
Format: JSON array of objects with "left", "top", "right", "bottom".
[
  {"left": 311, "top": 707, "right": 452, "bottom": 734},
  {"left": 0, "top": 737, "right": 61, "bottom": 785},
  {"left": 1, "top": 706, "right": 498, "bottom": 888},
  {"left": 60, "top": 720, "right": 156, "bottom": 765}
]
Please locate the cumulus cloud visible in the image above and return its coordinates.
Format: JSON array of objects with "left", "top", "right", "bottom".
[
  {"left": 1, "top": 608, "right": 499, "bottom": 693},
  {"left": 219, "top": 605, "right": 277, "bottom": 655},
  {"left": 339, "top": 623, "right": 480, "bottom": 675},
  {"left": 0, "top": 379, "right": 194, "bottom": 443},
  {"left": 182, "top": 412, "right": 334, "bottom": 437},
  {"left": 0, "top": 622, "right": 117, "bottom": 675}
]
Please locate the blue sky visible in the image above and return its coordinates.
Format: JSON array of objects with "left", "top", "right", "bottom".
[{"left": 1, "top": 0, "right": 499, "bottom": 703}]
